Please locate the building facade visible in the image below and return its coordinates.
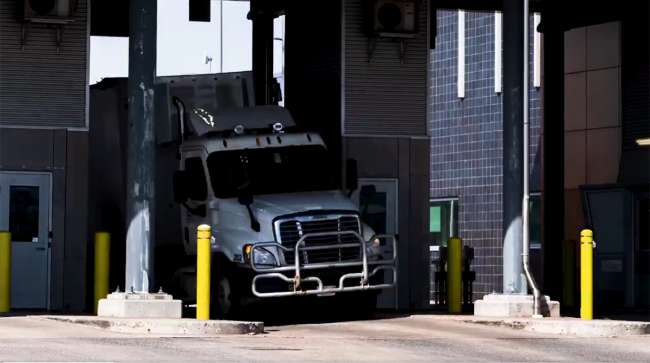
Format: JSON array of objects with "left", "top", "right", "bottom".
[{"left": 428, "top": 10, "right": 542, "bottom": 301}]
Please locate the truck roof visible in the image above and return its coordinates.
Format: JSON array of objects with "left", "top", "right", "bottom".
[{"left": 180, "top": 132, "right": 326, "bottom": 154}]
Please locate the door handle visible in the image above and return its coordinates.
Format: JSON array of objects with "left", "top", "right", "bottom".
[{"left": 35, "top": 247, "right": 46, "bottom": 251}]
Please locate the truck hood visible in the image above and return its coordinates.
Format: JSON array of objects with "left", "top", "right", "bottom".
[
  {"left": 250, "top": 190, "right": 357, "bottom": 216},
  {"left": 220, "top": 190, "right": 358, "bottom": 223}
]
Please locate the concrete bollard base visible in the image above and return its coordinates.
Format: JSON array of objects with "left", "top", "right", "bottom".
[
  {"left": 474, "top": 293, "right": 560, "bottom": 318},
  {"left": 98, "top": 292, "right": 182, "bottom": 319}
]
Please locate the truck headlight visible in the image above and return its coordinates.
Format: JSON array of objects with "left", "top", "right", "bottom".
[
  {"left": 366, "top": 236, "right": 382, "bottom": 259},
  {"left": 252, "top": 247, "right": 278, "bottom": 267}
]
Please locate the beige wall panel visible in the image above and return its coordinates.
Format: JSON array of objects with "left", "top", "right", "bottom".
[
  {"left": 587, "top": 22, "right": 621, "bottom": 70},
  {"left": 564, "top": 130, "right": 586, "bottom": 189},
  {"left": 564, "top": 27, "right": 586, "bottom": 74},
  {"left": 565, "top": 72, "right": 587, "bottom": 131},
  {"left": 586, "top": 128, "right": 621, "bottom": 184},
  {"left": 587, "top": 68, "right": 620, "bottom": 129}
]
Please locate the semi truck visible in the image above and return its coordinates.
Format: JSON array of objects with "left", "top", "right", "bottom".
[{"left": 89, "top": 72, "right": 397, "bottom": 317}]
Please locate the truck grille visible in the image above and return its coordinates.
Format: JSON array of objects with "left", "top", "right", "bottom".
[{"left": 276, "top": 215, "right": 362, "bottom": 265}]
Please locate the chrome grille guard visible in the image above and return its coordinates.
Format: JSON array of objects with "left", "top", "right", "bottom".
[{"left": 250, "top": 231, "right": 397, "bottom": 298}]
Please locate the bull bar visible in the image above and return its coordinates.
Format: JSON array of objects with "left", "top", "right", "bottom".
[{"left": 249, "top": 231, "right": 397, "bottom": 298}]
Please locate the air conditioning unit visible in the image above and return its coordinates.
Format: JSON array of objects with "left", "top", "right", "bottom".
[
  {"left": 23, "top": 0, "right": 74, "bottom": 22},
  {"left": 369, "top": 0, "right": 418, "bottom": 37}
]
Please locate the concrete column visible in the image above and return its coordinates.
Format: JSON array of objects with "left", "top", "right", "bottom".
[
  {"left": 541, "top": 7, "right": 565, "bottom": 302},
  {"left": 250, "top": 0, "right": 274, "bottom": 105},
  {"left": 502, "top": 0, "right": 526, "bottom": 294},
  {"left": 125, "top": 0, "right": 157, "bottom": 293}
]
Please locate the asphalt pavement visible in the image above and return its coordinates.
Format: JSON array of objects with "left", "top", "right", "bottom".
[{"left": 1, "top": 313, "right": 649, "bottom": 362}]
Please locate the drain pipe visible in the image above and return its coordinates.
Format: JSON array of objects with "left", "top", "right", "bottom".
[{"left": 522, "top": 0, "right": 542, "bottom": 318}]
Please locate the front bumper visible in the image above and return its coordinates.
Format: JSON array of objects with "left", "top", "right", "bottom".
[{"left": 249, "top": 231, "right": 397, "bottom": 298}]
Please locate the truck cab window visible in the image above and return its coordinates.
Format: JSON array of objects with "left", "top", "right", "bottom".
[
  {"left": 207, "top": 145, "right": 338, "bottom": 198},
  {"left": 185, "top": 157, "right": 208, "bottom": 201}
]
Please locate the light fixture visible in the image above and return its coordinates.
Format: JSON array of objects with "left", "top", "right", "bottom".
[
  {"left": 233, "top": 124, "right": 245, "bottom": 135},
  {"left": 272, "top": 122, "right": 284, "bottom": 133},
  {"left": 636, "top": 138, "right": 650, "bottom": 147}
]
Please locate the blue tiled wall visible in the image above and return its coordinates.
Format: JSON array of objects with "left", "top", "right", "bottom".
[{"left": 429, "top": 10, "right": 542, "bottom": 299}]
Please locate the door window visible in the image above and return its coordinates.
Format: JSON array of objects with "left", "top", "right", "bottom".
[
  {"left": 185, "top": 157, "right": 208, "bottom": 201},
  {"left": 9, "top": 186, "right": 40, "bottom": 242},
  {"left": 429, "top": 199, "right": 458, "bottom": 247},
  {"left": 359, "top": 185, "right": 388, "bottom": 234}
]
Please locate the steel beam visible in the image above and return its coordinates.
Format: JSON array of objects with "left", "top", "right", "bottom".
[{"left": 125, "top": 0, "right": 157, "bottom": 293}]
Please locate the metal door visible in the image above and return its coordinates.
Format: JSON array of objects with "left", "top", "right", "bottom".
[
  {"left": 0, "top": 172, "right": 51, "bottom": 309},
  {"left": 352, "top": 178, "right": 398, "bottom": 309}
]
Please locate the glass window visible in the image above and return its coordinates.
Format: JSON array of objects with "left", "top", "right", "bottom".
[
  {"left": 9, "top": 186, "right": 39, "bottom": 242},
  {"left": 207, "top": 145, "right": 338, "bottom": 198},
  {"left": 529, "top": 193, "right": 541, "bottom": 249},
  {"left": 429, "top": 199, "right": 459, "bottom": 247},
  {"left": 185, "top": 157, "right": 208, "bottom": 201},
  {"left": 359, "top": 186, "right": 388, "bottom": 234}
]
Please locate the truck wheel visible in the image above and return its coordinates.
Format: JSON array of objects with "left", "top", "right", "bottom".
[{"left": 212, "top": 267, "right": 240, "bottom": 318}]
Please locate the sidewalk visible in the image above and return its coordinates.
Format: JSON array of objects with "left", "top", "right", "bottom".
[{"left": 423, "top": 314, "right": 650, "bottom": 337}]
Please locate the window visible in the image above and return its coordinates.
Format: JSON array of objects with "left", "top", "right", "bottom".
[
  {"left": 207, "top": 145, "right": 338, "bottom": 198},
  {"left": 457, "top": 10, "right": 465, "bottom": 99},
  {"left": 185, "top": 157, "right": 208, "bottom": 201},
  {"left": 494, "top": 11, "right": 502, "bottom": 93},
  {"left": 9, "top": 186, "right": 40, "bottom": 242},
  {"left": 429, "top": 198, "right": 459, "bottom": 247},
  {"left": 273, "top": 14, "right": 286, "bottom": 106}
]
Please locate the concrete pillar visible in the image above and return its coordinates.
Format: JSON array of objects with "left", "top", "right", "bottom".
[
  {"left": 250, "top": 0, "right": 274, "bottom": 105},
  {"left": 541, "top": 6, "right": 565, "bottom": 303},
  {"left": 125, "top": 0, "right": 157, "bottom": 293},
  {"left": 502, "top": 0, "right": 526, "bottom": 294}
]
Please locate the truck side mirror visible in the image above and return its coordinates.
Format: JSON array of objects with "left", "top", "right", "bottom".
[
  {"left": 173, "top": 170, "right": 189, "bottom": 204},
  {"left": 346, "top": 158, "right": 358, "bottom": 196}
]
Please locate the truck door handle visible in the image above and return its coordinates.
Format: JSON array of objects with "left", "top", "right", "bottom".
[{"left": 36, "top": 247, "right": 46, "bottom": 251}]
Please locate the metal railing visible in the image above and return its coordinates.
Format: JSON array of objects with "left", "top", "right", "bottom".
[{"left": 249, "top": 231, "right": 397, "bottom": 298}]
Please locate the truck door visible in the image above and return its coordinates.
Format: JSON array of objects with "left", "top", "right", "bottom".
[{"left": 180, "top": 155, "right": 210, "bottom": 255}]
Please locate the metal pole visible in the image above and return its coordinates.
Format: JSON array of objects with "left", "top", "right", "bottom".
[
  {"left": 521, "top": 0, "right": 542, "bottom": 317},
  {"left": 196, "top": 225, "right": 212, "bottom": 320},
  {"left": 580, "top": 229, "right": 594, "bottom": 320},
  {"left": 502, "top": 0, "right": 526, "bottom": 295},
  {"left": 126, "top": 0, "right": 157, "bottom": 293},
  {"left": 0, "top": 232, "right": 11, "bottom": 313},
  {"left": 94, "top": 232, "right": 110, "bottom": 314},
  {"left": 220, "top": 0, "right": 223, "bottom": 73},
  {"left": 447, "top": 237, "right": 462, "bottom": 314}
]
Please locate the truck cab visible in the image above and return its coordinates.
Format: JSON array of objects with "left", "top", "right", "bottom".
[{"left": 170, "top": 94, "right": 397, "bottom": 316}]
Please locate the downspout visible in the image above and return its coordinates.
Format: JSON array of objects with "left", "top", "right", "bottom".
[{"left": 522, "top": 0, "right": 542, "bottom": 318}]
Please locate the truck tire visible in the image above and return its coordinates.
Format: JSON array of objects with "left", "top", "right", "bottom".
[{"left": 211, "top": 264, "right": 241, "bottom": 319}]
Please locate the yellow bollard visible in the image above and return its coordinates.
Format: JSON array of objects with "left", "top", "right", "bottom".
[
  {"left": 447, "top": 237, "right": 462, "bottom": 314},
  {"left": 94, "top": 232, "right": 111, "bottom": 314},
  {"left": 196, "top": 224, "right": 211, "bottom": 320},
  {"left": 0, "top": 232, "right": 11, "bottom": 313},
  {"left": 580, "top": 229, "right": 594, "bottom": 320}
]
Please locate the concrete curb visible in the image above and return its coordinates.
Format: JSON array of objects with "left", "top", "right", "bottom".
[
  {"left": 465, "top": 317, "right": 650, "bottom": 337},
  {"left": 36, "top": 316, "right": 264, "bottom": 336}
]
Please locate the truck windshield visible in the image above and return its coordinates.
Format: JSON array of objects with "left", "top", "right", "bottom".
[{"left": 207, "top": 145, "right": 338, "bottom": 198}]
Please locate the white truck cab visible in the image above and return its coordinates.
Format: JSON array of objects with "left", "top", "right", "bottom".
[{"left": 171, "top": 100, "right": 397, "bottom": 316}]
